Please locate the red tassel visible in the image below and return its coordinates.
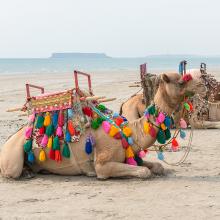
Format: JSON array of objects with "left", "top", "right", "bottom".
[
  {"left": 39, "top": 126, "right": 45, "bottom": 135},
  {"left": 82, "top": 107, "right": 93, "bottom": 117},
  {"left": 188, "top": 102, "right": 193, "bottom": 111},
  {"left": 58, "top": 110, "right": 64, "bottom": 127},
  {"left": 171, "top": 138, "right": 179, "bottom": 151},
  {"left": 49, "top": 149, "right": 55, "bottom": 160},
  {"left": 121, "top": 137, "right": 129, "bottom": 149},
  {"left": 115, "top": 117, "right": 124, "bottom": 126},
  {"left": 55, "top": 150, "right": 62, "bottom": 162},
  {"left": 113, "top": 132, "right": 122, "bottom": 139},
  {"left": 182, "top": 74, "right": 192, "bottom": 82},
  {"left": 67, "top": 120, "right": 75, "bottom": 136},
  {"left": 149, "top": 126, "right": 156, "bottom": 138}
]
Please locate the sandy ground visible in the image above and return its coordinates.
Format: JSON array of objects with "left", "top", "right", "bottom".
[{"left": 0, "top": 70, "right": 220, "bottom": 220}]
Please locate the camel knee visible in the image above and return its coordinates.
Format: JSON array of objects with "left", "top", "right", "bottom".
[
  {"left": 151, "top": 162, "right": 165, "bottom": 176},
  {"left": 95, "top": 163, "right": 109, "bottom": 179},
  {"left": 137, "top": 167, "right": 151, "bottom": 179}
]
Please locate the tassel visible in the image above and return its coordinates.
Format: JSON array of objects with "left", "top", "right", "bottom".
[
  {"left": 138, "top": 150, "right": 146, "bottom": 158},
  {"left": 41, "top": 134, "right": 48, "bottom": 147},
  {"left": 113, "top": 132, "right": 122, "bottom": 139},
  {"left": 157, "top": 112, "right": 165, "bottom": 123},
  {"left": 128, "top": 137, "right": 134, "bottom": 145},
  {"left": 85, "top": 138, "right": 93, "bottom": 154},
  {"left": 62, "top": 142, "right": 70, "bottom": 158},
  {"left": 102, "top": 121, "right": 111, "bottom": 133},
  {"left": 180, "top": 129, "right": 186, "bottom": 139},
  {"left": 157, "top": 129, "right": 166, "bottom": 144},
  {"left": 91, "top": 119, "right": 100, "bottom": 129},
  {"left": 52, "top": 136, "right": 60, "bottom": 150},
  {"left": 113, "top": 112, "right": 120, "bottom": 118},
  {"left": 65, "top": 130, "right": 71, "bottom": 142},
  {"left": 39, "top": 126, "right": 45, "bottom": 135},
  {"left": 52, "top": 112, "right": 58, "bottom": 127},
  {"left": 28, "top": 114, "right": 35, "bottom": 123},
  {"left": 121, "top": 137, "right": 129, "bottom": 149},
  {"left": 184, "top": 102, "right": 190, "bottom": 111},
  {"left": 149, "top": 126, "right": 156, "bottom": 138},
  {"left": 171, "top": 138, "right": 179, "bottom": 151},
  {"left": 68, "top": 109, "right": 74, "bottom": 118},
  {"left": 45, "top": 124, "right": 54, "bottom": 137},
  {"left": 165, "top": 129, "right": 171, "bottom": 140},
  {"left": 55, "top": 150, "right": 62, "bottom": 162},
  {"left": 58, "top": 110, "right": 64, "bottom": 127},
  {"left": 82, "top": 107, "right": 93, "bottom": 117},
  {"left": 125, "top": 146, "right": 135, "bottom": 158},
  {"left": 97, "top": 104, "right": 106, "bottom": 111},
  {"left": 97, "top": 117, "right": 104, "bottom": 125},
  {"left": 164, "top": 116, "right": 172, "bottom": 128},
  {"left": 143, "top": 121, "right": 150, "bottom": 134},
  {"left": 67, "top": 120, "right": 75, "bottom": 136},
  {"left": 115, "top": 117, "right": 124, "bottom": 126},
  {"left": 126, "top": 157, "right": 137, "bottom": 166},
  {"left": 28, "top": 151, "right": 35, "bottom": 163},
  {"left": 180, "top": 118, "right": 187, "bottom": 129},
  {"left": 109, "top": 125, "right": 120, "bottom": 137},
  {"left": 56, "top": 126, "right": 63, "bottom": 137},
  {"left": 157, "top": 151, "right": 164, "bottom": 161},
  {"left": 148, "top": 105, "right": 156, "bottom": 115},
  {"left": 134, "top": 155, "right": 143, "bottom": 166},
  {"left": 49, "top": 149, "right": 55, "bottom": 160},
  {"left": 188, "top": 102, "right": 193, "bottom": 111},
  {"left": 39, "top": 149, "right": 46, "bottom": 162},
  {"left": 24, "top": 139, "right": 32, "bottom": 153},
  {"left": 47, "top": 136, "right": 53, "bottom": 148},
  {"left": 44, "top": 112, "right": 51, "bottom": 127},
  {"left": 25, "top": 127, "right": 33, "bottom": 139},
  {"left": 123, "top": 127, "right": 132, "bottom": 137},
  {"left": 35, "top": 115, "right": 44, "bottom": 129},
  {"left": 160, "top": 123, "right": 166, "bottom": 131}
]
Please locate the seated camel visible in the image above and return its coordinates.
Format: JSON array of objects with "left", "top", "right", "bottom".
[
  {"left": 0, "top": 72, "right": 206, "bottom": 179},
  {"left": 121, "top": 69, "right": 220, "bottom": 129}
]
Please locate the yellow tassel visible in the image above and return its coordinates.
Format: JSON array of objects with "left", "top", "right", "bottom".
[
  {"left": 47, "top": 136, "right": 53, "bottom": 148},
  {"left": 109, "top": 125, "right": 120, "bottom": 137},
  {"left": 161, "top": 123, "right": 166, "bottom": 131},
  {"left": 143, "top": 121, "right": 150, "bottom": 134},
  {"left": 44, "top": 112, "right": 51, "bottom": 127},
  {"left": 125, "top": 146, "right": 134, "bottom": 158},
  {"left": 123, "top": 127, "right": 132, "bottom": 137},
  {"left": 39, "top": 149, "right": 46, "bottom": 162}
]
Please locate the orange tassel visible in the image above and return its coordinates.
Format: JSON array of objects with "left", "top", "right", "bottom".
[
  {"left": 55, "top": 150, "right": 62, "bottom": 162},
  {"left": 67, "top": 120, "right": 75, "bottom": 136}
]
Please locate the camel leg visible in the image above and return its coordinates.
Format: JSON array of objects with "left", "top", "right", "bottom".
[
  {"left": 142, "top": 161, "right": 165, "bottom": 176},
  {"left": 95, "top": 162, "right": 151, "bottom": 179}
]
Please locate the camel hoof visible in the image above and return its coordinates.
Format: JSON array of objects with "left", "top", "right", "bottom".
[
  {"left": 20, "top": 167, "right": 35, "bottom": 179},
  {"left": 151, "top": 163, "right": 165, "bottom": 176},
  {"left": 138, "top": 167, "right": 151, "bottom": 179}
]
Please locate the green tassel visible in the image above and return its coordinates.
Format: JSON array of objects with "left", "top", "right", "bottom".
[
  {"left": 35, "top": 115, "right": 44, "bottom": 129},
  {"left": 97, "top": 104, "right": 106, "bottom": 111},
  {"left": 91, "top": 119, "right": 100, "bottom": 129},
  {"left": 134, "top": 155, "right": 143, "bottom": 166},
  {"left": 62, "top": 142, "right": 70, "bottom": 158},
  {"left": 97, "top": 117, "right": 104, "bottom": 125},
  {"left": 156, "top": 129, "right": 166, "bottom": 144},
  {"left": 52, "top": 136, "right": 60, "bottom": 150},
  {"left": 165, "top": 129, "right": 171, "bottom": 140},
  {"left": 24, "top": 139, "right": 32, "bottom": 153},
  {"left": 46, "top": 124, "right": 54, "bottom": 136},
  {"left": 148, "top": 105, "right": 156, "bottom": 115},
  {"left": 184, "top": 102, "right": 190, "bottom": 111}
]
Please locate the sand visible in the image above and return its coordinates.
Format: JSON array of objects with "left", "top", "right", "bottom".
[{"left": 0, "top": 70, "right": 220, "bottom": 220}]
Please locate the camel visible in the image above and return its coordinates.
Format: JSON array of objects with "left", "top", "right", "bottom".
[
  {"left": 0, "top": 72, "right": 206, "bottom": 179},
  {"left": 121, "top": 69, "right": 220, "bottom": 128}
]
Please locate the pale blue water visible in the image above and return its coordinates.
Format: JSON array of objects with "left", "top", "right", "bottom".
[{"left": 0, "top": 55, "right": 219, "bottom": 74}]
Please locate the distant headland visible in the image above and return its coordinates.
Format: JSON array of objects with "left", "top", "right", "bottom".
[{"left": 50, "top": 53, "right": 110, "bottom": 58}]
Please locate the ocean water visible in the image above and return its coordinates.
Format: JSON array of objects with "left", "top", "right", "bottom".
[{"left": 0, "top": 55, "right": 219, "bottom": 74}]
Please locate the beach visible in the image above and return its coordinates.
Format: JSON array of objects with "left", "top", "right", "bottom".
[{"left": 0, "top": 70, "right": 220, "bottom": 220}]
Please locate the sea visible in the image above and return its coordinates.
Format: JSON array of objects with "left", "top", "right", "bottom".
[{"left": 0, "top": 55, "right": 220, "bottom": 75}]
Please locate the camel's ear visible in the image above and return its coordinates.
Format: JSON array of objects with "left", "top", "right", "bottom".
[{"left": 161, "top": 74, "right": 170, "bottom": 83}]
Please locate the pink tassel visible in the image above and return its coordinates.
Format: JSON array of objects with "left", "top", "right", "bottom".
[
  {"left": 157, "top": 112, "right": 165, "bottom": 123},
  {"left": 28, "top": 114, "right": 35, "bottom": 123},
  {"left": 41, "top": 134, "right": 48, "bottom": 147},
  {"left": 180, "top": 118, "right": 187, "bottom": 129},
  {"left": 126, "top": 157, "right": 137, "bottom": 166},
  {"left": 138, "top": 150, "right": 146, "bottom": 158},
  {"left": 102, "top": 121, "right": 111, "bottom": 133},
  {"left": 56, "top": 126, "right": 63, "bottom": 137},
  {"left": 149, "top": 126, "right": 156, "bottom": 138},
  {"left": 25, "top": 127, "right": 33, "bottom": 139},
  {"left": 58, "top": 110, "right": 64, "bottom": 127}
]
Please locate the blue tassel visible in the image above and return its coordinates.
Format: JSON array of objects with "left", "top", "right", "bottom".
[
  {"left": 121, "top": 116, "right": 128, "bottom": 122},
  {"left": 164, "top": 116, "right": 171, "bottom": 128},
  {"left": 180, "top": 129, "right": 186, "bottom": 139},
  {"left": 68, "top": 109, "right": 74, "bottom": 118},
  {"left": 128, "top": 137, "right": 134, "bottom": 145},
  {"left": 52, "top": 112, "right": 58, "bottom": 128},
  {"left": 28, "top": 151, "right": 35, "bottom": 163},
  {"left": 157, "top": 152, "right": 164, "bottom": 161},
  {"left": 85, "top": 138, "right": 93, "bottom": 154},
  {"left": 113, "top": 112, "right": 120, "bottom": 118},
  {"left": 65, "top": 130, "right": 71, "bottom": 142}
]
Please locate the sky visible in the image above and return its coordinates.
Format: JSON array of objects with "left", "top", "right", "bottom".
[{"left": 0, "top": 0, "right": 219, "bottom": 58}]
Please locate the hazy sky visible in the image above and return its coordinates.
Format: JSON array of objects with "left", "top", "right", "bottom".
[{"left": 0, "top": 0, "right": 219, "bottom": 58}]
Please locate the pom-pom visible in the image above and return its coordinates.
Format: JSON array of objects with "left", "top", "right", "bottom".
[
  {"left": 65, "top": 130, "right": 71, "bottom": 142},
  {"left": 115, "top": 117, "right": 124, "bottom": 126},
  {"left": 148, "top": 105, "right": 156, "bottom": 115},
  {"left": 157, "top": 151, "right": 164, "bottom": 160},
  {"left": 171, "top": 138, "right": 179, "bottom": 151},
  {"left": 128, "top": 137, "right": 134, "bottom": 145},
  {"left": 85, "top": 138, "right": 93, "bottom": 154},
  {"left": 180, "top": 118, "right": 187, "bottom": 129},
  {"left": 126, "top": 157, "right": 137, "bottom": 166},
  {"left": 56, "top": 126, "right": 63, "bottom": 137},
  {"left": 157, "top": 129, "right": 166, "bottom": 144},
  {"left": 52, "top": 136, "right": 60, "bottom": 150},
  {"left": 45, "top": 124, "right": 54, "bottom": 137},
  {"left": 165, "top": 129, "right": 171, "bottom": 140},
  {"left": 44, "top": 112, "right": 51, "bottom": 127},
  {"left": 39, "top": 126, "right": 45, "bottom": 135},
  {"left": 113, "top": 132, "right": 122, "bottom": 139},
  {"left": 58, "top": 110, "right": 64, "bottom": 127},
  {"left": 47, "top": 136, "right": 53, "bottom": 148},
  {"left": 102, "top": 121, "right": 111, "bottom": 133},
  {"left": 28, "top": 151, "right": 35, "bottom": 163},
  {"left": 28, "top": 114, "right": 35, "bottom": 123},
  {"left": 121, "top": 137, "right": 129, "bottom": 149},
  {"left": 149, "top": 126, "right": 156, "bottom": 138},
  {"left": 67, "top": 109, "right": 74, "bottom": 118},
  {"left": 35, "top": 115, "right": 44, "bottom": 129},
  {"left": 41, "top": 134, "right": 48, "bottom": 147},
  {"left": 52, "top": 112, "right": 58, "bottom": 127},
  {"left": 180, "top": 129, "right": 186, "bottom": 139},
  {"left": 62, "top": 142, "right": 70, "bottom": 158},
  {"left": 49, "top": 149, "right": 55, "bottom": 160},
  {"left": 109, "top": 125, "right": 120, "bottom": 137},
  {"left": 123, "top": 127, "right": 132, "bottom": 137},
  {"left": 55, "top": 150, "right": 62, "bottom": 162},
  {"left": 39, "top": 149, "right": 46, "bottom": 162},
  {"left": 25, "top": 127, "right": 33, "bottom": 139},
  {"left": 24, "top": 139, "right": 32, "bottom": 153},
  {"left": 143, "top": 121, "right": 150, "bottom": 134},
  {"left": 164, "top": 116, "right": 172, "bottom": 128},
  {"left": 157, "top": 112, "right": 165, "bottom": 123},
  {"left": 138, "top": 150, "right": 146, "bottom": 158}
]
